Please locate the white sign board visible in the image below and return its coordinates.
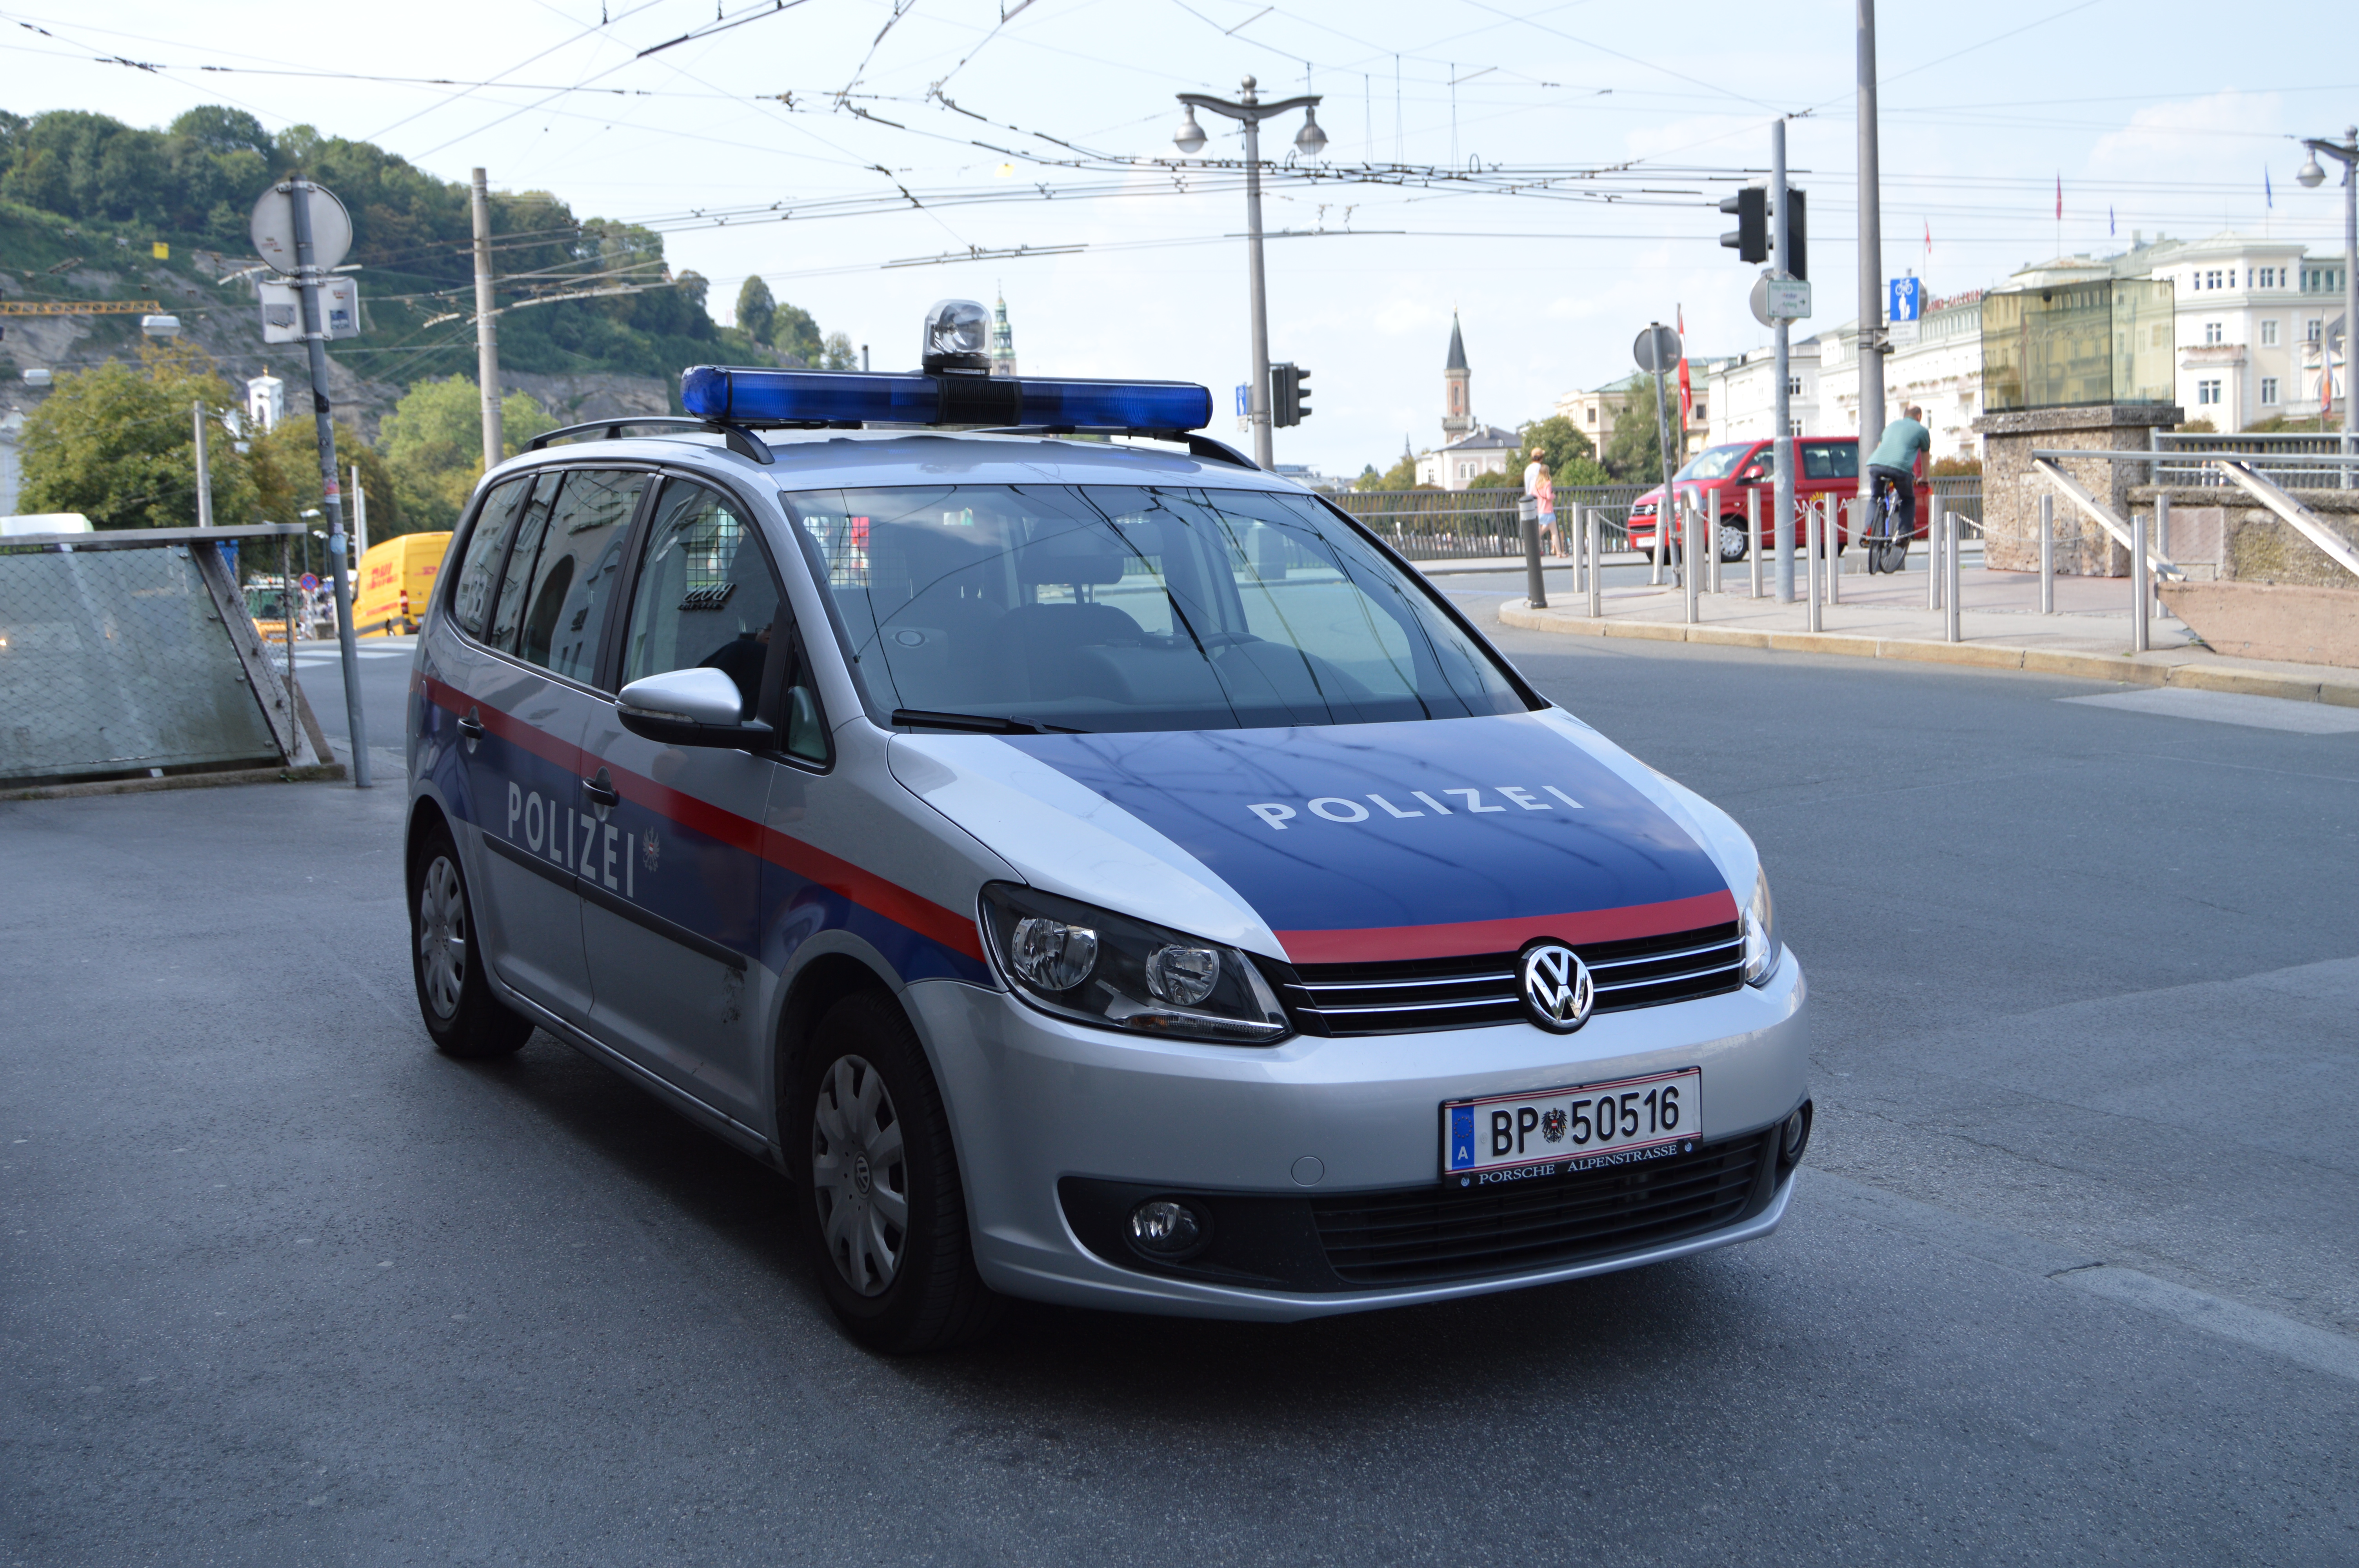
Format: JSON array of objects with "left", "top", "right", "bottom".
[
  {"left": 259, "top": 277, "right": 361, "bottom": 343},
  {"left": 249, "top": 184, "right": 353, "bottom": 274},
  {"left": 1750, "top": 275, "right": 1813, "bottom": 326}
]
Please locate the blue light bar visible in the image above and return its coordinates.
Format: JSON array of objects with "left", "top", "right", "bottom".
[{"left": 680, "top": 365, "right": 1212, "bottom": 433}]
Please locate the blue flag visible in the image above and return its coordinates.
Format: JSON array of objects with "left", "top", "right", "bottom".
[
  {"left": 2266, "top": 167, "right": 2275, "bottom": 209},
  {"left": 2109, "top": 205, "right": 2116, "bottom": 237}
]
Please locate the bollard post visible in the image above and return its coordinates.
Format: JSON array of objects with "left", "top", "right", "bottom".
[
  {"left": 1825, "top": 498, "right": 1843, "bottom": 605},
  {"left": 1805, "top": 502, "right": 1822, "bottom": 633},
  {"left": 1587, "top": 507, "right": 1603, "bottom": 618},
  {"left": 1945, "top": 512, "right": 1963, "bottom": 643},
  {"left": 1926, "top": 495, "right": 1942, "bottom": 611},
  {"left": 1748, "top": 487, "right": 1762, "bottom": 599},
  {"left": 2132, "top": 510, "right": 2150, "bottom": 654},
  {"left": 2038, "top": 493, "right": 2055, "bottom": 614},
  {"left": 1684, "top": 504, "right": 1700, "bottom": 624},
  {"left": 1650, "top": 495, "right": 1664, "bottom": 586},
  {"left": 2154, "top": 491, "right": 2172, "bottom": 621},
  {"left": 1520, "top": 494, "right": 1547, "bottom": 610}
]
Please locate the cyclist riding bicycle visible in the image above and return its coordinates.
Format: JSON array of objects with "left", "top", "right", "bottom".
[{"left": 1864, "top": 405, "right": 1930, "bottom": 575}]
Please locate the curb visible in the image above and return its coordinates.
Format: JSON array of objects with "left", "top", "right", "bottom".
[
  {"left": 3, "top": 762, "right": 349, "bottom": 803},
  {"left": 1496, "top": 603, "right": 2359, "bottom": 708}
]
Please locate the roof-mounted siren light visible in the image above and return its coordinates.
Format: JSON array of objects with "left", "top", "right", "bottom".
[{"left": 923, "top": 299, "right": 993, "bottom": 375}]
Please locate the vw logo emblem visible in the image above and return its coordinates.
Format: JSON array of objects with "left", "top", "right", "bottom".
[{"left": 1519, "top": 942, "right": 1594, "bottom": 1033}]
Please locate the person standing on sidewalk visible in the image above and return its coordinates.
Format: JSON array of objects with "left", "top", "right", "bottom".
[
  {"left": 1523, "top": 447, "right": 1560, "bottom": 556},
  {"left": 1866, "top": 405, "right": 1930, "bottom": 573}
]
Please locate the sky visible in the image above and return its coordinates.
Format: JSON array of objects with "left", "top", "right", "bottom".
[{"left": 4, "top": 0, "right": 2352, "bottom": 475}]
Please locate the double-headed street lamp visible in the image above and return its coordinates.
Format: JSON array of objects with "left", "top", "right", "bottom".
[
  {"left": 1175, "top": 76, "right": 1325, "bottom": 468},
  {"left": 2295, "top": 126, "right": 2357, "bottom": 473}
]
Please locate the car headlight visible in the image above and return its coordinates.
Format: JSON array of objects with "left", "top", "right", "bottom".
[
  {"left": 980, "top": 883, "right": 1292, "bottom": 1044},
  {"left": 1741, "top": 867, "right": 1781, "bottom": 986}
]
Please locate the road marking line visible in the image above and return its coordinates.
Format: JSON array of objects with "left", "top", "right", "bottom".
[
  {"left": 2062, "top": 688, "right": 2359, "bottom": 734},
  {"left": 1802, "top": 1169, "right": 2359, "bottom": 1383}
]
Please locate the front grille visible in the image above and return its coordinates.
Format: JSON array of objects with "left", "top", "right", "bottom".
[
  {"left": 1278, "top": 920, "right": 1744, "bottom": 1036},
  {"left": 1312, "top": 1130, "right": 1774, "bottom": 1287}
]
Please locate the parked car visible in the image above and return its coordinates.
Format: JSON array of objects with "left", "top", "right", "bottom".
[{"left": 1626, "top": 437, "right": 1920, "bottom": 562}]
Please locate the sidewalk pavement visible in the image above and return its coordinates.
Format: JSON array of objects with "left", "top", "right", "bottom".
[{"left": 1486, "top": 563, "right": 2359, "bottom": 707}]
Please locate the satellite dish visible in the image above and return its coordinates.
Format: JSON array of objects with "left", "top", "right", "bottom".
[{"left": 249, "top": 183, "right": 353, "bottom": 274}]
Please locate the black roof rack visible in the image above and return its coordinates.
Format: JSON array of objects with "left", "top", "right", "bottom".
[
  {"left": 525, "top": 416, "right": 775, "bottom": 466},
  {"left": 522, "top": 417, "right": 1258, "bottom": 474}
]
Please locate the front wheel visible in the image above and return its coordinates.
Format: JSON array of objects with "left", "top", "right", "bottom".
[
  {"left": 803, "top": 993, "right": 1001, "bottom": 1354},
  {"left": 1717, "top": 519, "right": 1751, "bottom": 562},
  {"left": 410, "top": 822, "right": 532, "bottom": 1059}
]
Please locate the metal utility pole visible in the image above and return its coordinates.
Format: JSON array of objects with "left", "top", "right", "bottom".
[
  {"left": 285, "top": 180, "right": 371, "bottom": 788},
  {"left": 1856, "top": 0, "right": 1887, "bottom": 530},
  {"left": 1175, "top": 78, "right": 1324, "bottom": 470},
  {"left": 351, "top": 464, "right": 368, "bottom": 564},
  {"left": 2298, "top": 127, "right": 2358, "bottom": 486},
  {"left": 1772, "top": 120, "right": 1797, "bottom": 603},
  {"left": 193, "top": 401, "right": 214, "bottom": 529},
  {"left": 1649, "top": 328, "right": 1678, "bottom": 586},
  {"left": 471, "top": 168, "right": 503, "bottom": 475}
]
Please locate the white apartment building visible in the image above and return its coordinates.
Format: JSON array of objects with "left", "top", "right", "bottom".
[
  {"left": 1812, "top": 288, "right": 1985, "bottom": 461},
  {"left": 2138, "top": 233, "right": 2345, "bottom": 428},
  {"left": 1703, "top": 344, "right": 1821, "bottom": 448}
]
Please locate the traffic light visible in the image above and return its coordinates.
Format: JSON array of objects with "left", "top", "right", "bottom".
[
  {"left": 1271, "top": 361, "right": 1312, "bottom": 427},
  {"left": 1786, "top": 188, "right": 1808, "bottom": 281},
  {"left": 1719, "top": 187, "right": 1767, "bottom": 264}
]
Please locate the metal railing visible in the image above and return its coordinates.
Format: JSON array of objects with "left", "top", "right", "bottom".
[
  {"left": 1329, "top": 486, "right": 1646, "bottom": 559},
  {"left": 2151, "top": 430, "right": 2359, "bottom": 488}
]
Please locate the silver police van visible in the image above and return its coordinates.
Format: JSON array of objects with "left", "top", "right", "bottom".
[{"left": 405, "top": 300, "right": 1809, "bottom": 1352}]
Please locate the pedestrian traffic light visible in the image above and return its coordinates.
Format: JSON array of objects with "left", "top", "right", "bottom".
[
  {"left": 1719, "top": 188, "right": 1767, "bottom": 264},
  {"left": 1271, "top": 362, "right": 1312, "bottom": 427},
  {"left": 1786, "top": 187, "right": 1808, "bottom": 282}
]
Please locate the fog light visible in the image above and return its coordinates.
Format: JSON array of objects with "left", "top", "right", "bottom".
[
  {"left": 1779, "top": 1102, "right": 1813, "bottom": 1168},
  {"left": 1127, "top": 1198, "right": 1204, "bottom": 1257}
]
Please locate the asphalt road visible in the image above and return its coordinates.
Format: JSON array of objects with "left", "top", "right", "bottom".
[{"left": 5, "top": 608, "right": 2355, "bottom": 1565}]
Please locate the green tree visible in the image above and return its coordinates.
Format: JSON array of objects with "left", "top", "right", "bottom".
[
  {"left": 1353, "top": 463, "right": 1381, "bottom": 489},
  {"left": 736, "top": 276, "right": 776, "bottom": 340},
  {"left": 1602, "top": 381, "right": 1670, "bottom": 483},
  {"left": 250, "top": 419, "right": 406, "bottom": 543},
  {"left": 376, "top": 377, "right": 557, "bottom": 530},
  {"left": 821, "top": 330, "right": 858, "bottom": 371},
  {"left": 1516, "top": 414, "right": 1607, "bottom": 486},
  {"left": 17, "top": 347, "right": 260, "bottom": 529},
  {"left": 1468, "top": 468, "right": 1519, "bottom": 489},
  {"left": 766, "top": 301, "right": 825, "bottom": 365},
  {"left": 1361, "top": 451, "right": 1423, "bottom": 491}
]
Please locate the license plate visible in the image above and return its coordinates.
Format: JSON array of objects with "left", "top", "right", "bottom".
[{"left": 1439, "top": 1068, "right": 1702, "bottom": 1192}]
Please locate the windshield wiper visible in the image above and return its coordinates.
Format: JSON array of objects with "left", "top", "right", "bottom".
[{"left": 891, "top": 708, "right": 1085, "bottom": 735}]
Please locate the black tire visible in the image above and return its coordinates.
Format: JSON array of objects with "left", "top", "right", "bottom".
[
  {"left": 409, "top": 820, "right": 532, "bottom": 1060},
  {"left": 801, "top": 992, "right": 1001, "bottom": 1354}
]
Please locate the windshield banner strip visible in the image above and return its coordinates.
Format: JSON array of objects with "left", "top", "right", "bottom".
[{"left": 1275, "top": 891, "right": 1737, "bottom": 966}]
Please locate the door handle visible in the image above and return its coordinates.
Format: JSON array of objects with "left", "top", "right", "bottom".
[
  {"left": 581, "top": 769, "right": 619, "bottom": 812},
  {"left": 457, "top": 708, "right": 485, "bottom": 751}
]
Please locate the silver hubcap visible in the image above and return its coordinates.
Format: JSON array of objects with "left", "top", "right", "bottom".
[
  {"left": 1719, "top": 522, "right": 1748, "bottom": 561},
  {"left": 812, "top": 1055, "right": 907, "bottom": 1297},
  {"left": 418, "top": 855, "right": 467, "bottom": 1020}
]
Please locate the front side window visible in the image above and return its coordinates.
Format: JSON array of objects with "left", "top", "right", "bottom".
[
  {"left": 618, "top": 481, "right": 823, "bottom": 761},
  {"left": 787, "top": 484, "right": 1526, "bottom": 735}
]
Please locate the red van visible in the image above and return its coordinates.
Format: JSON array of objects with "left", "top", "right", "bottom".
[{"left": 1625, "top": 437, "right": 1920, "bottom": 562}]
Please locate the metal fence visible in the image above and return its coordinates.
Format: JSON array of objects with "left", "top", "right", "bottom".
[
  {"left": 0, "top": 524, "right": 320, "bottom": 788},
  {"left": 2152, "top": 431, "right": 2359, "bottom": 488},
  {"left": 1329, "top": 486, "right": 1648, "bottom": 559}
]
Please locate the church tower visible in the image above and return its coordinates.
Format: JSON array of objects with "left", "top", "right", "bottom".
[
  {"left": 1441, "top": 312, "right": 1472, "bottom": 437},
  {"left": 990, "top": 288, "right": 1018, "bottom": 377}
]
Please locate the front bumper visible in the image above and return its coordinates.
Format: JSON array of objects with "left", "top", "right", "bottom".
[{"left": 902, "top": 950, "right": 1808, "bottom": 1322}]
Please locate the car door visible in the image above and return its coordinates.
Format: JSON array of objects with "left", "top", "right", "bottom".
[
  {"left": 458, "top": 466, "right": 649, "bottom": 1025},
  {"left": 1800, "top": 439, "right": 1860, "bottom": 547},
  {"left": 577, "top": 476, "right": 826, "bottom": 1125}
]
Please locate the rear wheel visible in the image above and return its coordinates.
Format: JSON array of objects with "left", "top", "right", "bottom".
[
  {"left": 410, "top": 822, "right": 532, "bottom": 1059},
  {"left": 802, "top": 992, "right": 1000, "bottom": 1354}
]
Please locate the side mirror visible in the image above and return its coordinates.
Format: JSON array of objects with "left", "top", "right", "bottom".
[
  {"left": 1739, "top": 466, "right": 1765, "bottom": 483},
  {"left": 616, "top": 667, "right": 774, "bottom": 750}
]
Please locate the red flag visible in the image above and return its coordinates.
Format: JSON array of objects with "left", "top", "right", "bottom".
[
  {"left": 1924, "top": 219, "right": 1932, "bottom": 256},
  {"left": 1674, "top": 308, "right": 1693, "bottom": 427},
  {"left": 2055, "top": 174, "right": 2063, "bottom": 221}
]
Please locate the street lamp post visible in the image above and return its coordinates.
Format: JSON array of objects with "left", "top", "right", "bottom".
[
  {"left": 1175, "top": 77, "right": 1324, "bottom": 470},
  {"left": 2296, "top": 126, "right": 2358, "bottom": 487}
]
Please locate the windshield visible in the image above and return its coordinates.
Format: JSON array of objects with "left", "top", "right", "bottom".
[
  {"left": 785, "top": 484, "right": 1527, "bottom": 734},
  {"left": 1674, "top": 444, "right": 1756, "bottom": 482}
]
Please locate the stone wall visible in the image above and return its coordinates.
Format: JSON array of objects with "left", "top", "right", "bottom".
[
  {"left": 2127, "top": 486, "right": 2359, "bottom": 589},
  {"left": 497, "top": 371, "right": 672, "bottom": 428},
  {"left": 1970, "top": 404, "right": 2182, "bottom": 577}
]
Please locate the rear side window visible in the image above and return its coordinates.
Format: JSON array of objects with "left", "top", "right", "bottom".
[
  {"left": 449, "top": 477, "right": 531, "bottom": 639},
  {"left": 512, "top": 470, "right": 646, "bottom": 682},
  {"left": 1801, "top": 441, "right": 1858, "bottom": 479}
]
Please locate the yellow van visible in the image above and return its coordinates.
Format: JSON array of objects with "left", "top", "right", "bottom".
[{"left": 350, "top": 532, "right": 452, "bottom": 637}]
